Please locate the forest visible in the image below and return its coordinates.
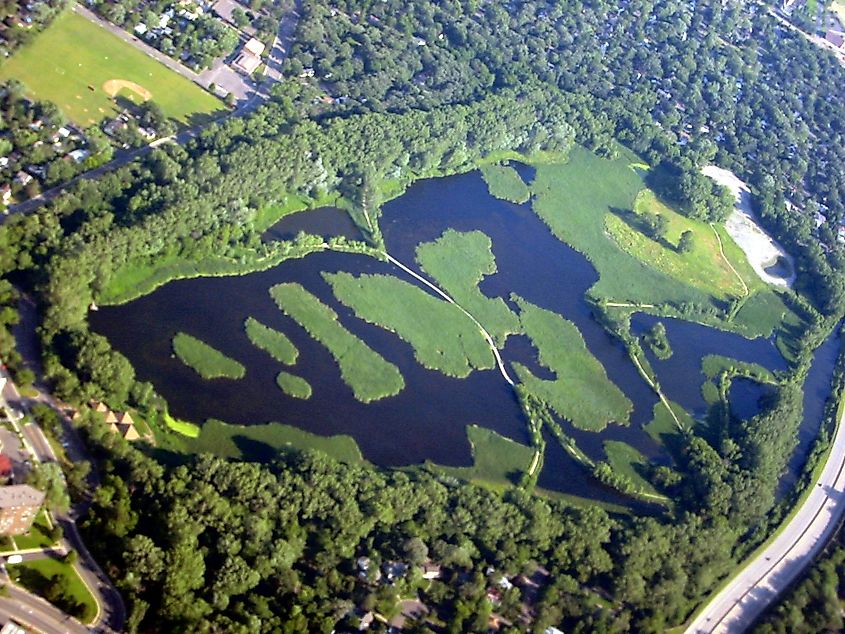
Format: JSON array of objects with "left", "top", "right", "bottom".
[{"left": 0, "top": 0, "right": 843, "bottom": 630}]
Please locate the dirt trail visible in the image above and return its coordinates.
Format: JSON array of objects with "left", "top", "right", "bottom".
[{"left": 383, "top": 252, "right": 515, "bottom": 386}]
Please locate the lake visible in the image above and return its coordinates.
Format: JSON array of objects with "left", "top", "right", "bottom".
[{"left": 89, "top": 167, "right": 829, "bottom": 503}]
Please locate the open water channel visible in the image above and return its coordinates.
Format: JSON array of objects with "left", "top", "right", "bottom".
[{"left": 90, "top": 167, "right": 840, "bottom": 504}]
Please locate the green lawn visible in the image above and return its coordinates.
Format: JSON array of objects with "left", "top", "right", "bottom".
[
  {"left": 434, "top": 424, "right": 535, "bottom": 490},
  {"left": 270, "top": 282, "right": 405, "bottom": 402},
  {"left": 172, "top": 333, "right": 246, "bottom": 380},
  {"left": 276, "top": 371, "right": 312, "bottom": 399},
  {"left": 0, "top": 10, "right": 223, "bottom": 126},
  {"left": 325, "top": 272, "right": 494, "bottom": 378},
  {"left": 12, "top": 510, "right": 56, "bottom": 550},
  {"left": 415, "top": 229, "right": 521, "bottom": 346},
  {"left": 479, "top": 164, "right": 531, "bottom": 203},
  {"left": 245, "top": 317, "right": 298, "bottom": 365},
  {"left": 512, "top": 297, "right": 632, "bottom": 431},
  {"left": 187, "top": 418, "right": 364, "bottom": 463},
  {"left": 9, "top": 557, "right": 98, "bottom": 624},
  {"left": 603, "top": 440, "right": 660, "bottom": 496}
]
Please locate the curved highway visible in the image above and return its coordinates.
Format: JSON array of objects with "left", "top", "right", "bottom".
[{"left": 686, "top": 401, "right": 845, "bottom": 633}]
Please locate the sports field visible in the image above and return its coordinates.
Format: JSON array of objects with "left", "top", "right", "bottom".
[{"left": 0, "top": 9, "right": 223, "bottom": 126}]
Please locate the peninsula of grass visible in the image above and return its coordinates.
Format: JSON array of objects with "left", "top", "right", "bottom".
[
  {"left": 531, "top": 148, "right": 793, "bottom": 339},
  {"left": 191, "top": 419, "right": 364, "bottom": 463},
  {"left": 434, "top": 425, "right": 535, "bottom": 491},
  {"left": 603, "top": 440, "right": 660, "bottom": 496},
  {"left": 8, "top": 557, "right": 98, "bottom": 624},
  {"left": 416, "top": 230, "right": 521, "bottom": 346},
  {"left": 245, "top": 317, "right": 298, "bottom": 365},
  {"left": 172, "top": 333, "right": 246, "bottom": 380},
  {"left": 0, "top": 10, "right": 223, "bottom": 126},
  {"left": 326, "top": 272, "right": 494, "bottom": 378},
  {"left": 644, "top": 400, "right": 694, "bottom": 445},
  {"left": 512, "top": 297, "right": 632, "bottom": 431},
  {"left": 277, "top": 371, "right": 312, "bottom": 399},
  {"left": 701, "top": 354, "right": 777, "bottom": 383},
  {"left": 269, "top": 283, "right": 404, "bottom": 402},
  {"left": 480, "top": 164, "right": 531, "bottom": 203}
]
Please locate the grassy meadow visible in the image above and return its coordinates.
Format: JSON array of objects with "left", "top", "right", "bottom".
[
  {"left": 416, "top": 229, "right": 521, "bottom": 346},
  {"left": 512, "top": 297, "right": 632, "bottom": 431},
  {"left": 172, "top": 333, "right": 245, "bottom": 380},
  {"left": 326, "top": 272, "right": 494, "bottom": 378},
  {"left": 0, "top": 10, "right": 222, "bottom": 126},
  {"left": 270, "top": 282, "right": 405, "bottom": 402}
]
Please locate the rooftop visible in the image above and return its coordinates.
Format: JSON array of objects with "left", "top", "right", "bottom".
[{"left": 0, "top": 485, "right": 44, "bottom": 508}]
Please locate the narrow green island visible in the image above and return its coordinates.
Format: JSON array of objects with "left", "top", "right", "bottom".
[
  {"left": 512, "top": 297, "right": 632, "bottom": 431},
  {"left": 269, "top": 282, "right": 404, "bottom": 403},
  {"left": 277, "top": 371, "right": 312, "bottom": 399},
  {"left": 172, "top": 333, "right": 246, "bottom": 380},
  {"left": 416, "top": 229, "right": 522, "bottom": 346},
  {"left": 480, "top": 163, "right": 531, "bottom": 203},
  {"left": 245, "top": 317, "right": 299, "bottom": 365},
  {"left": 325, "top": 271, "right": 494, "bottom": 378}
]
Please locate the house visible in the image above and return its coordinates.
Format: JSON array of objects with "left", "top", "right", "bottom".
[
  {"left": 103, "top": 118, "right": 128, "bottom": 136},
  {"left": 13, "top": 171, "right": 32, "bottom": 186},
  {"left": 382, "top": 561, "right": 408, "bottom": 582},
  {"left": 68, "top": 149, "right": 90, "bottom": 163},
  {"left": 134, "top": 22, "right": 148, "bottom": 35},
  {"left": 0, "top": 485, "right": 44, "bottom": 535},
  {"left": 244, "top": 38, "right": 264, "bottom": 57},
  {"left": 234, "top": 51, "right": 261, "bottom": 74},
  {"left": 420, "top": 561, "right": 441, "bottom": 580},
  {"left": 120, "top": 424, "right": 141, "bottom": 441},
  {"left": 1, "top": 184, "right": 11, "bottom": 206},
  {"left": 0, "top": 157, "right": 8, "bottom": 168},
  {"left": 826, "top": 30, "right": 845, "bottom": 50}
]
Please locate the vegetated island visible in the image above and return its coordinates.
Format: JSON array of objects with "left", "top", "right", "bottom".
[
  {"left": 479, "top": 163, "right": 531, "bottom": 204},
  {"left": 245, "top": 317, "right": 299, "bottom": 365},
  {"left": 325, "top": 271, "right": 494, "bottom": 378},
  {"left": 416, "top": 229, "right": 522, "bottom": 347},
  {"left": 512, "top": 296, "right": 632, "bottom": 431},
  {"left": 269, "top": 282, "right": 404, "bottom": 402},
  {"left": 276, "top": 371, "right": 312, "bottom": 400},
  {"left": 172, "top": 332, "right": 246, "bottom": 380}
]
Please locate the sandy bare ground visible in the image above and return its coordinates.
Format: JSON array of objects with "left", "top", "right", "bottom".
[{"left": 702, "top": 165, "right": 795, "bottom": 288}]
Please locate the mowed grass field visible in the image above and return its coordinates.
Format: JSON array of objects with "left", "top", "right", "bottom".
[{"left": 0, "top": 10, "right": 223, "bottom": 126}]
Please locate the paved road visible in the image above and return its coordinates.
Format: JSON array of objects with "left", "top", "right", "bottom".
[
  {"left": 264, "top": 0, "right": 301, "bottom": 82},
  {"left": 686, "top": 400, "right": 845, "bottom": 633},
  {"left": 0, "top": 584, "right": 89, "bottom": 634},
  {"left": 23, "top": 422, "right": 57, "bottom": 464}
]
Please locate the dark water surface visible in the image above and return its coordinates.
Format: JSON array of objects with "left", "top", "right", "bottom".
[{"left": 89, "top": 168, "right": 835, "bottom": 500}]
